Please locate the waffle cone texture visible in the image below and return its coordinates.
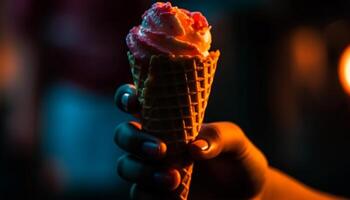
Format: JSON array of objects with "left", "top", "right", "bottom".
[{"left": 128, "top": 51, "right": 220, "bottom": 200}]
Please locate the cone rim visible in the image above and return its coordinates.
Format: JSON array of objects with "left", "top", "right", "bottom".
[{"left": 128, "top": 50, "right": 220, "bottom": 65}]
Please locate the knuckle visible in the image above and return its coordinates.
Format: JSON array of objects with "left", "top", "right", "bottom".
[
  {"left": 115, "top": 122, "right": 142, "bottom": 152},
  {"left": 114, "top": 122, "right": 128, "bottom": 145}
]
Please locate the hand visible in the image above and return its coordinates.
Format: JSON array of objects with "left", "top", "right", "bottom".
[
  {"left": 189, "top": 123, "right": 268, "bottom": 200},
  {"left": 114, "top": 84, "right": 268, "bottom": 200}
]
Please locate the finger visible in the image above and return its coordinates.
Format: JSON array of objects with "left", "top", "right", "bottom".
[
  {"left": 153, "top": 169, "right": 181, "bottom": 191},
  {"left": 189, "top": 123, "right": 223, "bottom": 160},
  {"left": 130, "top": 184, "right": 162, "bottom": 200},
  {"left": 115, "top": 84, "right": 140, "bottom": 114},
  {"left": 130, "top": 184, "right": 157, "bottom": 200},
  {"left": 130, "top": 183, "right": 181, "bottom": 200},
  {"left": 189, "top": 122, "right": 248, "bottom": 160},
  {"left": 117, "top": 155, "right": 181, "bottom": 191},
  {"left": 115, "top": 121, "right": 167, "bottom": 159},
  {"left": 117, "top": 154, "right": 153, "bottom": 183}
]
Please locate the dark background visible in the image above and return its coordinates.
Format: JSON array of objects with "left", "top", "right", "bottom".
[{"left": 1, "top": 0, "right": 350, "bottom": 199}]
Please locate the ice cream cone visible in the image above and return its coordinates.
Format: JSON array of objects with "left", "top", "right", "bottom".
[{"left": 128, "top": 50, "right": 220, "bottom": 200}]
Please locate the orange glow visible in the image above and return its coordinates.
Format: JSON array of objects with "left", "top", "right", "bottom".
[
  {"left": 339, "top": 45, "right": 350, "bottom": 95},
  {"left": 0, "top": 40, "right": 19, "bottom": 88},
  {"left": 289, "top": 27, "right": 327, "bottom": 93}
]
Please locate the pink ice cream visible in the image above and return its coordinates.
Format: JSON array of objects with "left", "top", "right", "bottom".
[{"left": 126, "top": 2, "right": 212, "bottom": 60}]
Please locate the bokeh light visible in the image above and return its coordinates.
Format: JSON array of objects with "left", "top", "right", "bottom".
[{"left": 339, "top": 45, "right": 350, "bottom": 95}]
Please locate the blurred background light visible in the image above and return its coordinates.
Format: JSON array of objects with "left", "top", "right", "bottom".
[
  {"left": 339, "top": 45, "right": 350, "bottom": 95},
  {"left": 289, "top": 27, "right": 327, "bottom": 93},
  {"left": 0, "top": 40, "right": 19, "bottom": 90}
]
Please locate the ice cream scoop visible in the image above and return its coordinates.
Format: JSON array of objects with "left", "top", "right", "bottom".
[{"left": 126, "top": 2, "right": 212, "bottom": 60}]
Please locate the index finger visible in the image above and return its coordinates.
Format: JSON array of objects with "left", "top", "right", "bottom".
[{"left": 115, "top": 121, "right": 167, "bottom": 160}]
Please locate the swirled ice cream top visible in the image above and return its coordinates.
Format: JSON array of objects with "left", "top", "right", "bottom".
[{"left": 126, "top": 2, "right": 212, "bottom": 60}]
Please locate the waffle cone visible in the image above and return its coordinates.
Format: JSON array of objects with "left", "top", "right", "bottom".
[{"left": 128, "top": 51, "right": 220, "bottom": 200}]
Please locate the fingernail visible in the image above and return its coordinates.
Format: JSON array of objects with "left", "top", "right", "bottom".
[
  {"left": 142, "top": 141, "right": 161, "bottom": 157},
  {"left": 121, "top": 93, "right": 130, "bottom": 112},
  {"left": 192, "top": 139, "right": 209, "bottom": 151}
]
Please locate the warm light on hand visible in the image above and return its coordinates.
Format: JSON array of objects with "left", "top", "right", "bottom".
[{"left": 339, "top": 45, "right": 350, "bottom": 95}]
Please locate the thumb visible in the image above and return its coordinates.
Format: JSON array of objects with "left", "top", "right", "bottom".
[
  {"left": 189, "top": 123, "right": 223, "bottom": 160},
  {"left": 189, "top": 122, "right": 248, "bottom": 160}
]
